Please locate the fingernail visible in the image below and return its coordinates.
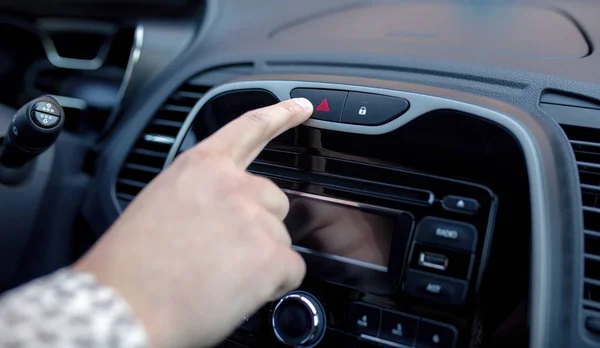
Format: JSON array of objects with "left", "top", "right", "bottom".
[{"left": 292, "top": 98, "right": 313, "bottom": 111}]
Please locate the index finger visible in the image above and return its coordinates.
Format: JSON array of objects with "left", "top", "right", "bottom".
[{"left": 199, "top": 98, "right": 313, "bottom": 168}]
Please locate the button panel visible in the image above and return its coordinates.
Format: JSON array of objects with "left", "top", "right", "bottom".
[
  {"left": 347, "top": 302, "right": 457, "bottom": 348},
  {"left": 346, "top": 302, "right": 381, "bottom": 337},
  {"left": 290, "top": 88, "right": 410, "bottom": 125}
]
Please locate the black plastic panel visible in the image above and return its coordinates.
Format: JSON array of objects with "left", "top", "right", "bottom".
[{"left": 175, "top": 89, "right": 539, "bottom": 347}]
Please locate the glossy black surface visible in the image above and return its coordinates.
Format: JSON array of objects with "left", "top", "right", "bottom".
[
  {"left": 178, "top": 90, "right": 280, "bottom": 153},
  {"left": 290, "top": 88, "right": 347, "bottom": 122},
  {"left": 341, "top": 92, "right": 409, "bottom": 126}
]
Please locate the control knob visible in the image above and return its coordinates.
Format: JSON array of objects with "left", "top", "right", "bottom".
[
  {"left": 0, "top": 95, "right": 64, "bottom": 168},
  {"left": 272, "top": 291, "right": 326, "bottom": 347}
]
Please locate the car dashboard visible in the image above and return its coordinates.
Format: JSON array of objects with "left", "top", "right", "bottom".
[{"left": 0, "top": 0, "right": 598, "bottom": 347}]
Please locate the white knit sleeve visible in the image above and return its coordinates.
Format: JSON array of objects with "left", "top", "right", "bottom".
[{"left": 0, "top": 268, "right": 150, "bottom": 348}]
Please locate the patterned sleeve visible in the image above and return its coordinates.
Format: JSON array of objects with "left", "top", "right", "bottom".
[{"left": 0, "top": 268, "right": 150, "bottom": 348}]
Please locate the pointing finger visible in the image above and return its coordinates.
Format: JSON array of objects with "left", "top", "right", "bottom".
[{"left": 199, "top": 98, "right": 313, "bottom": 168}]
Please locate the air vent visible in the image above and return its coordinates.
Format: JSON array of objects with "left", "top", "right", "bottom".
[
  {"left": 561, "top": 124, "right": 600, "bottom": 314},
  {"left": 114, "top": 64, "right": 254, "bottom": 211}
]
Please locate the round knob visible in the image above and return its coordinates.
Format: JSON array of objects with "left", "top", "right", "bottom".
[{"left": 272, "top": 291, "right": 326, "bottom": 347}]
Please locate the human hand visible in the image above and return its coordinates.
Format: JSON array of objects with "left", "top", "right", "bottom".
[
  {"left": 74, "top": 98, "right": 313, "bottom": 348},
  {"left": 288, "top": 197, "right": 393, "bottom": 267}
]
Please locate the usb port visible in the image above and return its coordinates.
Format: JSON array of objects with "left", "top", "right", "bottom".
[{"left": 418, "top": 251, "right": 449, "bottom": 271}]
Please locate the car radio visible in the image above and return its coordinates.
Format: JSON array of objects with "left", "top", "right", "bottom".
[
  {"left": 169, "top": 87, "right": 498, "bottom": 348},
  {"left": 232, "top": 166, "right": 496, "bottom": 348}
]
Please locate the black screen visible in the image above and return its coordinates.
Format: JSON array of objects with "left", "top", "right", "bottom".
[{"left": 285, "top": 194, "right": 395, "bottom": 271}]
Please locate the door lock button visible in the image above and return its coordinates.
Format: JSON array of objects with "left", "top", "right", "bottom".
[{"left": 341, "top": 92, "right": 409, "bottom": 125}]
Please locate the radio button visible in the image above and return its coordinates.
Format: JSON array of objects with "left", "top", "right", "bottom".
[
  {"left": 415, "top": 217, "right": 477, "bottom": 252},
  {"left": 379, "top": 311, "right": 418, "bottom": 346},
  {"left": 416, "top": 320, "right": 458, "bottom": 348},
  {"left": 346, "top": 303, "right": 380, "bottom": 337},
  {"left": 404, "top": 270, "right": 468, "bottom": 305}
]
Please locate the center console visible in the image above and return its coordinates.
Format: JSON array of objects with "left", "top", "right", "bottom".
[{"left": 164, "top": 75, "right": 538, "bottom": 348}]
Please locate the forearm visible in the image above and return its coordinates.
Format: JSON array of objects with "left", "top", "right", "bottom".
[{"left": 0, "top": 268, "right": 149, "bottom": 347}]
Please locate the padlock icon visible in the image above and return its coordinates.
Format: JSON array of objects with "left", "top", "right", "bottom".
[{"left": 358, "top": 106, "right": 367, "bottom": 116}]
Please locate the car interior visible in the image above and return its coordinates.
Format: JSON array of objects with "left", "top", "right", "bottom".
[{"left": 0, "top": 0, "right": 598, "bottom": 347}]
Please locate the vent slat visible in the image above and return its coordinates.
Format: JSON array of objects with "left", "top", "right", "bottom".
[
  {"left": 123, "top": 163, "right": 162, "bottom": 174},
  {"left": 143, "top": 134, "right": 175, "bottom": 145},
  {"left": 583, "top": 184, "right": 600, "bottom": 192},
  {"left": 579, "top": 161, "right": 600, "bottom": 171},
  {"left": 583, "top": 299, "right": 600, "bottom": 311},
  {"left": 162, "top": 104, "right": 194, "bottom": 114},
  {"left": 171, "top": 90, "right": 204, "bottom": 101},
  {"left": 570, "top": 140, "right": 600, "bottom": 148},
  {"left": 132, "top": 148, "right": 169, "bottom": 159},
  {"left": 117, "top": 178, "right": 147, "bottom": 189},
  {"left": 585, "top": 206, "right": 600, "bottom": 214},
  {"left": 116, "top": 192, "right": 136, "bottom": 201},
  {"left": 151, "top": 119, "right": 184, "bottom": 128}
]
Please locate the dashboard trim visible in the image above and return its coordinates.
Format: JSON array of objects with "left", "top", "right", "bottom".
[{"left": 164, "top": 76, "right": 554, "bottom": 348}]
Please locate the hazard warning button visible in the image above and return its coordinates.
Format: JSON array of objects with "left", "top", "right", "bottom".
[{"left": 290, "top": 88, "right": 348, "bottom": 122}]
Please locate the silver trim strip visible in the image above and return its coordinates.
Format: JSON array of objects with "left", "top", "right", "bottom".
[
  {"left": 360, "top": 334, "right": 412, "bottom": 348},
  {"left": 164, "top": 78, "right": 551, "bottom": 348},
  {"left": 283, "top": 189, "right": 413, "bottom": 216},
  {"left": 35, "top": 19, "right": 118, "bottom": 71},
  {"left": 144, "top": 134, "right": 175, "bottom": 145},
  {"left": 116, "top": 25, "right": 144, "bottom": 105},
  {"left": 39, "top": 31, "right": 114, "bottom": 71},
  {"left": 292, "top": 246, "right": 388, "bottom": 272}
]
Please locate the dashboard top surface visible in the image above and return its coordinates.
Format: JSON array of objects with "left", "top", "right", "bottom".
[{"left": 185, "top": 0, "right": 600, "bottom": 86}]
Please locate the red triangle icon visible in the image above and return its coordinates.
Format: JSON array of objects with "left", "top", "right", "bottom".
[{"left": 316, "top": 98, "right": 330, "bottom": 112}]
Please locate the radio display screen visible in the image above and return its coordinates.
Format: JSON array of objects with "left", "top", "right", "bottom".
[{"left": 285, "top": 194, "right": 396, "bottom": 272}]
